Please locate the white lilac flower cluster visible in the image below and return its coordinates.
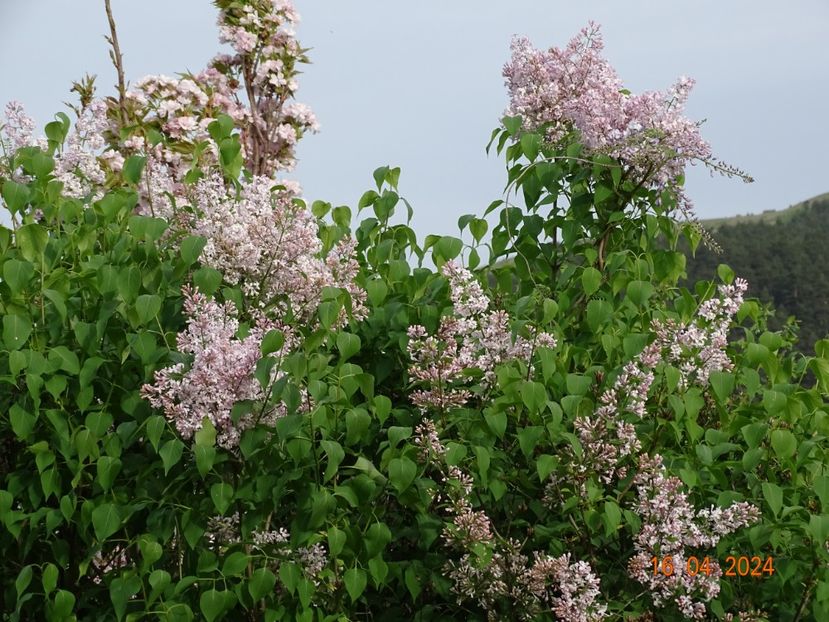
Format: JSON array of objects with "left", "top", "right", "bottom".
[
  {"left": 503, "top": 23, "right": 751, "bottom": 222},
  {"left": 407, "top": 261, "right": 557, "bottom": 411}
]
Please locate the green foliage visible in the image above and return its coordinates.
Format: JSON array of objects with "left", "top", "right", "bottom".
[
  {"left": 0, "top": 148, "right": 201, "bottom": 619},
  {"left": 1, "top": 70, "right": 828, "bottom": 622}
]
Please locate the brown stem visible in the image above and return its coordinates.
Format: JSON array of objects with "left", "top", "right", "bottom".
[
  {"left": 792, "top": 565, "right": 817, "bottom": 622},
  {"left": 104, "top": 0, "right": 128, "bottom": 127},
  {"left": 242, "top": 58, "right": 268, "bottom": 175},
  {"left": 615, "top": 475, "right": 636, "bottom": 505},
  {"left": 596, "top": 164, "right": 655, "bottom": 271},
  {"left": 597, "top": 233, "right": 608, "bottom": 271}
]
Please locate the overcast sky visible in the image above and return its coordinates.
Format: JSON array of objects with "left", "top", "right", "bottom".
[{"left": 1, "top": 1, "right": 827, "bottom": 237}]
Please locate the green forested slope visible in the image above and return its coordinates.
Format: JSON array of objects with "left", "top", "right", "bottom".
[{"left": 685, "top": 193, "right": 829, "bottom": 353}]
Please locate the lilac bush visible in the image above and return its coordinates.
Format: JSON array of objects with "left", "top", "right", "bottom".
[{"left": 1, "top": 2, "right": 827, "bottom": 621}]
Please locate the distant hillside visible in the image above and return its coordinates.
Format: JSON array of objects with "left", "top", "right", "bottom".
[
  {"left": 686, "top": 193, "right": 829, "bottom": 353},
  {"left": 701, "top": 192, "right": 829, "bottom": 228}
]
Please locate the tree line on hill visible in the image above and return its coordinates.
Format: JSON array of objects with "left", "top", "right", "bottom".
[{"left": 684, "top": 193, "right": 829, "bottom": 354}]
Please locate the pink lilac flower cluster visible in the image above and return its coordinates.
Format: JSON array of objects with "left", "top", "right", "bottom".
[
  {"left": 120, "top": 0, "right": 317, "bottom": 187},
  {"left": 127, "top": 72, "right": 244, "bottom": 142},
  {"left": 628, "top": 454, "right": 760, "bottom": 619},
  {"left": 1, "top": 100, "right": 125, "bottom": 202},
  {"left": 574, "top": 341, "right": 660, "bottom": 484},
  {"left": 525, "top": 553, "right": 608, "bottom": 622},
  {"left": 564, "top": 278, "right": 757, "bottom": 618},
  {"left": 205, "top": 514, "right": 328, "bottom": 586},
  {"left": 414, "top": 421, "right": 491, "bottom": 548},
  {"left": 295, "top": 543, "right": 328, "bottom": 587},
  {"left": 324, "top": 236, "right": 368, "bottom": 323},
  {"left": 183, "top": 174, "right": 365, "bottom": 321},
  {"left": 141, "top": 286, "right": 293, "bottom": 449},
  {"left": 438, "top": 461, "right": 494, "bottom": 552},
  {"left": 503, "top": 23, "right": 750, "bottom": 220},
  {"left": 123, "top": 69, "right": 243, "bottom": 219},
  {"left": 407, "top": 261, "right": 556, "bottom": 411},
  {"left": 445, "top": 541, "right": 605, "bottom": 621},
  {"left": 443, "top": 516, "right": 608, "bottom": 621},
  {"left": 0, "top": 102, "right": 41, "bottom": 203},
  {"left": 213, "top": 0, "right": 319, "bottom": 175},
  {"left": 113, "top": 2, "right": 361, "bottom": 444},
  {"left": 413, "top": 418, "right": 447, "bottom": 461},
  {"left": 414, "top": 420, "right": 607, "bottom": 621},
  {"left": 443, "top": 547, "right": 511, "bottom": 612},
  {"left": 0, "top": 101, "right": 35, "bottom": 154},
  {"left": 118, "top": 3, "right": 362, "bottom": 319},
  {"left": 123, "top": 71, "right": 242, "bottom": 216},
  {"left": 574, "top": 278, "right": 747, "bottom": 486},
  {"left": 652, "top": 278, "right": 748, "bottom": 389}
]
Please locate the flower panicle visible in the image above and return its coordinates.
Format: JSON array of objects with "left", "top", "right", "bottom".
[
  {"left": 502, "top": 24, "right": 751, "bottom": 225},
  {"left": 407, "top": 260, "right": 556, "bottom": 412}
]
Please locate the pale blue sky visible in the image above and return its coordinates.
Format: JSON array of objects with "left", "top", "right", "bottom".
[{"left": 1, "top": 1, "right": 827, "bottom": 237}]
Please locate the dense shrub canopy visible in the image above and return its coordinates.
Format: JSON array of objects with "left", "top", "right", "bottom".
[{"left": 1, "top": 3, "right": 828, "bottom": 621}]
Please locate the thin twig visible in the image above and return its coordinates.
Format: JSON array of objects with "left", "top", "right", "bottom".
[
  {"left": 104, "top": 0, "right": 128, "bottom": 126},
  {"left": 792, "top": 565, "right": 817, "bottom": 622}
]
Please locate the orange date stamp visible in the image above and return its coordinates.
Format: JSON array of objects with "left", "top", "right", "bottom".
[{"left": 651, "top": 555, "right": 774, "bottom": 577}]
